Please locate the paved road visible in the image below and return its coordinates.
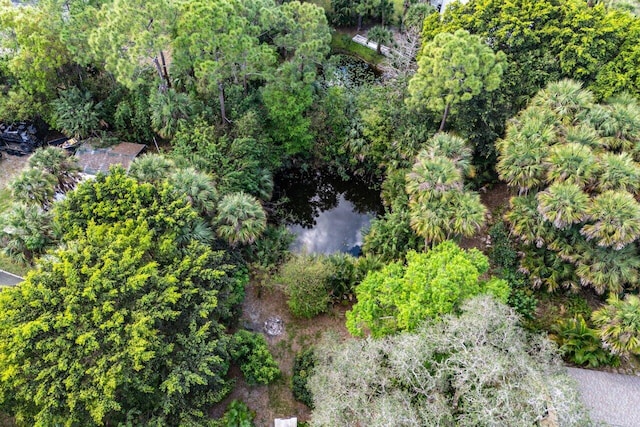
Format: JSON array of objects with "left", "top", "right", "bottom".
[
  {"left": 568, "top": 367, "right": 640, "bottom": 427},
  {"left": 0, "top": 269, "right": 22, "bottom": 286}
]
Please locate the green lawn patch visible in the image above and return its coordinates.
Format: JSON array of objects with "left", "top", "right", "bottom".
[
  {"left": 331, "top": 33, "right": 385, "bottom": 66},
  {"left": 0, "top": 188, "right": 11, "bottom": 215}
]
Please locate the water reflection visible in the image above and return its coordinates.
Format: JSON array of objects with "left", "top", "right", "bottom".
[
  {"left": 274, "top": 169, "right": 383, "bottom": 254},
  {"left": 289, "top": 195, "right": 373, "bottom": 254}
]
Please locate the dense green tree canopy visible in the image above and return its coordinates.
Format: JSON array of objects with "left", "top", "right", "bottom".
[
  {"left": 346, "top": 241, "right": 509, "bottom": 337},
  {"left": 497, "top": 80, "right": 640, "bottom": 294},
  {"left": 407, "top": 29, "right": 505, "bottom": 131}
]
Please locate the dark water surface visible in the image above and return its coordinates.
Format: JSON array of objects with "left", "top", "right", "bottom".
[{"left": 273, "top": 169, "right": 384, "bottom": 254}]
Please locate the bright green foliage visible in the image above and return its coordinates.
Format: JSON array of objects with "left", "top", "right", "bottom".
[
  {"left": 216, "top": 192, "right": 267, "bottom": 246},
  {"left": 552, "top": 315, "right": 619, "bottom": 368},
  {"left": 498, "top": 80, "right": 640, "bottom": 294},
  {"left": 212, "top": 400, "right": 256, "bottom": 427},
  {"left": 292, "top": 348, "right": 316, "bottom": 408},
  {"left": 0, "top": 218, "right": 243, "bottom": 425},
  {"left": 346, "top": 241, "right": 509, "bottom": 337},
  {"left": 0, "top": 204, "right": 56, "bottom": 265},
  {"left": 230, "top": 330, "right": 280, "bottom": 385},
  {"left": 407, "top": 29, "right": 505, "bottom": 131},
  {"left": 54, "top": 167, "right": 201, "bottom": 243},
  {"left": 592, "top": 294, "right": 640, "bottom": 357},
  {"left": 278, "top": 254, "right": 336, "bottom": 318},
  {"left": 310, "top": 296, "right": 592, "bottom": 426},
  {"left": 0, "top": 1, "right": 73, "bottom": 98},
  {"left": 50, "top": 87, "right": 102, "bottom": 138}
]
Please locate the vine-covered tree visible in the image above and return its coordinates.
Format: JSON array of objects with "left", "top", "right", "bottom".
[{"left": 311, "top": 296, "right": 592, "bottom": 426}]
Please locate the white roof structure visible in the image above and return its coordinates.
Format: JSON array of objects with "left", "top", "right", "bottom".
[{"left": 274, "top": 417, "right": 297, "bottom": 427}]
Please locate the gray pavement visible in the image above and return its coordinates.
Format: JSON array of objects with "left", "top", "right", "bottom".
[
  {"left": 0, "top": 269, "right": 22, "bottom": 286},
  {"left": 568, "top": 367, "right": 640, "bottom": 427}
]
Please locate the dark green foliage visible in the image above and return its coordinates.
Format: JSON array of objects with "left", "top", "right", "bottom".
[
  {"left": 244, "top": 225, "right": 295, "bottom": 269},
  {"left": 112, "top": 88, "right": 154, "bottom": 143},
  {"left": 326, "top": 253, "right": 358, "bottom": 302},
  {"left": 488, "top": 221, "right": 518, "bottom": 271},
  {"left": 50, "top": 87, "right": 102, "bottom": 138},
  {"left": 230, "top": 331, "right": 280, "bottom": 385},
  {"left": 212, "top": 400, "right": 255, "bottom": 427},
  {"left": 362, "top": 208, "right": 424, "bottom": 262},
  {"left": 292, "top": 348, "right": 316, "bottom": 408},
  {"left": 552, "top": 315, "right": 619, "bottom": 368}
]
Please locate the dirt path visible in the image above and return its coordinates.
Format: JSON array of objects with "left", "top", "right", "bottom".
[
  {"left": 0, "top": 152, "right": 30, "bottom": 189},
  {"left": 211, "top": 283, "right": 351, "bottom": 426}
]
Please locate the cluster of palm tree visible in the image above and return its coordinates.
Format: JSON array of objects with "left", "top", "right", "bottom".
[
  {"left": 497, "top": 79, "right": 640, "bottom": 294},
  {"left": 0, "top": 147, "right": 81, "bottom": 264},
  {"left": 128, "top": 153, "right": 267, "bottom": 247},
  {"left": 405, "top": 132, "right": 487, "bottom": 247}
]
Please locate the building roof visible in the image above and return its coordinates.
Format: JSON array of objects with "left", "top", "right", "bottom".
[{"left": 74, "top": 141, "right": 146, "bottom": 175}]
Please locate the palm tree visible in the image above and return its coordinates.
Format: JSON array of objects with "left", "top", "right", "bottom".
[
  {"left": 597, "top": 152, "right": 640, "bottom": 193},
  {"left": 536, "top": 182, "right": 589, "bottom": 229},
  {"left": 367, "top": 26, "right": 392, "bottom": 55},
  {"left": 10, "top": 168, "right": 57, "bottom": 210},
  {"left": 573, "top": 241, "right": 640, "bottom": 294},
  {"left": 496, "top": 112, "right": 555, "bottom": 194},
  {"left": 408, "top": 196, "right": 449, "bottom": 247},
  {"left": 171, "top": 168, "right": 218, "bottom": 217},
  {"left": 405, "top": 155, "right": 462, "bottom": 201},
  {"left": 593, "top": 93, "right": 640, "bottom": 151},
  {"left": 592, "top": 294, "right": 640, "bottom": 358},
  {"left": 532, "top": 79, "right": 595, "bottom": 124},
  {"left": 216, "top": 192, "right": 267, "bottom": 246},
  {"left": 505, "top": 195, "right": 556, "bottom": 247},
  {"left": 545, "top": 143, "right": 598, "bottom": 188},
  {"left": 0, "top": 204, "right": 56, "bottom": 264},
  {"left": 449, "top": 191, "right": 487, "bottom": 237},
  {"left": 149, "top": 88, "right": 193, "bottom": 139},
  {"left": 422, "top": 132, "right": 474, "bottom": 176},
  {"left": 580, "top": 190, "right": 640, "bottom": 250},
  {"left": 28, "top": 146, "right": 81, "bottom": 194},
  {"left": 128, "top": 154, "right": 175, "bottom": 184}
]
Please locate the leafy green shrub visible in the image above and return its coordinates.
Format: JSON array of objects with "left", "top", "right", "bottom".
[
  {"left": 362, "top": 209, "right": 424, "bottom": 262},
  {"left": 552, "top": 315, "right": 619, "bottom": 368},
  {"left": 488, "top": 221, "right": 518, "bottom": 271},
  {"left": 229, "top": 331, "right": 280, "bottom": 385},
  {"left": 50, "top": 87, "right": 101, "bottom": 138},
  {"left": 326, "top": 253, "right": 358, "bottom": 302},
  {"left": 212, "top": 400, "right": 255, "bottom": 427},
  {"left": 245, "top": 225, "right": 295, "bottom": 269},
  {"left": 278, "top": 254, "right": 335, "bottom": 318},
  {"left": 292, "top": 348, "right": 316, "bottom": 408},
  {"left": 508, "top": 288, "right": 538, "bottom": 320}
]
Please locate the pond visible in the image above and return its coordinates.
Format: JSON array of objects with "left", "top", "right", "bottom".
[
  {"left": 322, "top": 54, "right": 380, "bottom": 89},
  {"left": 273, "top": 169, "right": 384, "bottom": 255}
]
